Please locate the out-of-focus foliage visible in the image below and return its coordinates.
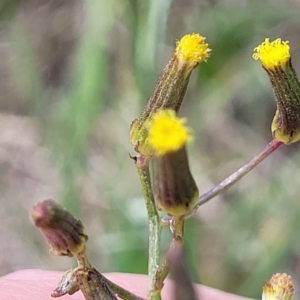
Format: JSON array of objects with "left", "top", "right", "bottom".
[{"left": 0, "top": 0, "right": 300, "bottom": 298}]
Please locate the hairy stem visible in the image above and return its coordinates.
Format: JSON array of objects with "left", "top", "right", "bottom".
[{"left": 134, "top": 155, "right": 162, "bottom": 300}]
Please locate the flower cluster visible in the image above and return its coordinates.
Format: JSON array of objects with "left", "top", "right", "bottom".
[
  {"left": 130, "top": 33, "right": 210, "bottom": 217},
  {"left": 130, "top": 33, "right": 210, "bottom": 156},
  {"left": 31, "top": 32, "right": 300, "bottom": 300}
]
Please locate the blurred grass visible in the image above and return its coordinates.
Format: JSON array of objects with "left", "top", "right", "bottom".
[{"left": 1, "top": 0, "right": 300, "bottom": 298}]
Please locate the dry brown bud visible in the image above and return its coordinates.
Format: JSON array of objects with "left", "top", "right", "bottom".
[{"left": 30, "top": 199, "right": 88, "bottom": 257}]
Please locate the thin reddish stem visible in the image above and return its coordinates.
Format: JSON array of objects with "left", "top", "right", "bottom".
[{"left": 188, "top": 139, "right": 283, "bottom": 217}]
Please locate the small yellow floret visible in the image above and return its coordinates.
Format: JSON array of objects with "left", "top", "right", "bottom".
[
  {"left": 176, "top": 34, "right": 211, "bottom": 67},
  {"left": 262, "top": 273, "right": 294, "bottom": 300},
  {"left": 253, "top": 38, "right": 290, "bottom": 70},
  {"left": 148, "top": 110, "right": 192, "bottom": 156}
]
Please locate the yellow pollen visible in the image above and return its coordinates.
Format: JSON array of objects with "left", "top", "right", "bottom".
[
  {"left": 262, "top": 273, "right": 294, "bottom": 300},
  {"left": 253, "top": 38, "right": 290, "bottom": 70},
  {"left": 148, "top": 110, "right": 192, "bottom": 156},
  {"left": 175, "top": 34, "right": 211, "bottom": 67}
]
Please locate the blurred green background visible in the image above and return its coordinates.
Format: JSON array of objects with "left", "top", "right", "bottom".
[{"left": 1, "top": 0, "right": 300, "bottom": 298}]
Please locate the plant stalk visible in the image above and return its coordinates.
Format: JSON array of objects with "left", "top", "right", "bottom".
[
  {"left": 75, "top": 248, "right": 144, "bottom": 300},
  {"left": 189, "top": 139, "right": 283, "bottom": 215},
  {"left": 134, "top": 155, "right": 162, "bottom": 300},
  {"left": 102, "top": 275, "right": 145, "bottom": 300},
  {"left": 155, "top": 216, "right": 184, "bottom": 290}
]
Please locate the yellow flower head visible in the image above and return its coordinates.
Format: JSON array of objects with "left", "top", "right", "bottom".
[
  {"left": 175, "top": 34, "right": 211, "bottom": 68},
  {"left": 253, "top": 38, "right": 290, "bottom": 70},
  {"left": 262, "top": 273, "right": 294, "bottom": 300},
  {"left": 148, "top": 110, "right": 192, "bottom": 156}
]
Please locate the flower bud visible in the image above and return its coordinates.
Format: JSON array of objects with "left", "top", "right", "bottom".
[
  {"left": 148, "top": 110, "right": 199, "bottom": 216},
  {"left": 30, "top": 199, "right": 88, "bottom": 257},
  {"left": 131, "top": 33, "right": 211, "bottom": 155},
  {"left": 253, "top": 38, "right": 300, "bottom": 144},
  {"left": 262, "top": 273, "right": 294, "bottom": 300}
]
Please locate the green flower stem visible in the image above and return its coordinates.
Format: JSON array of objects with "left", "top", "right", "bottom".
[
  {"left": 190, "top": 139, "right": 283, "bottom": 214},
  {"left": 134, "top": 155, "right": 162, "bottom": 300}
]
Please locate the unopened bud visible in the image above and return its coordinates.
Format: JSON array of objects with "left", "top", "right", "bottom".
[
  {"left": 130, "top": 33, "right": 211, "bottom": 155},
  {"left": 30, "top": 199, "right": 88, "bottom": 257},
  {"left": 253, "top": 38, "right": 300, "bottom": 144}
]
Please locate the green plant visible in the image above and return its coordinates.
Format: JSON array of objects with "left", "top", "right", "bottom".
[{"left": 30, "top": 33, "right": 298, "bottom": 300}]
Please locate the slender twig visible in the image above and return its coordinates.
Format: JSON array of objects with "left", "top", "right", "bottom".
[
  {"left": 102, "top": 275, "right": 145, "bottom": 300},
  {"left": 155, "top": 216, "right": 184, "bottom": 290},
  {"left": 75, "top": 247, "right": 145, "bottom": 299},
  {"left": 134, "top": 155, "right": 162, "bottom": 300},
  {"left": 187, "top": 139, "right": 283, "bottom": 217},
  {"left": 76, "top": 268, "right": 119, "bottom": 300},
  {"left": 76, "top": 250, "right": 91, "bottom": 268}
]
